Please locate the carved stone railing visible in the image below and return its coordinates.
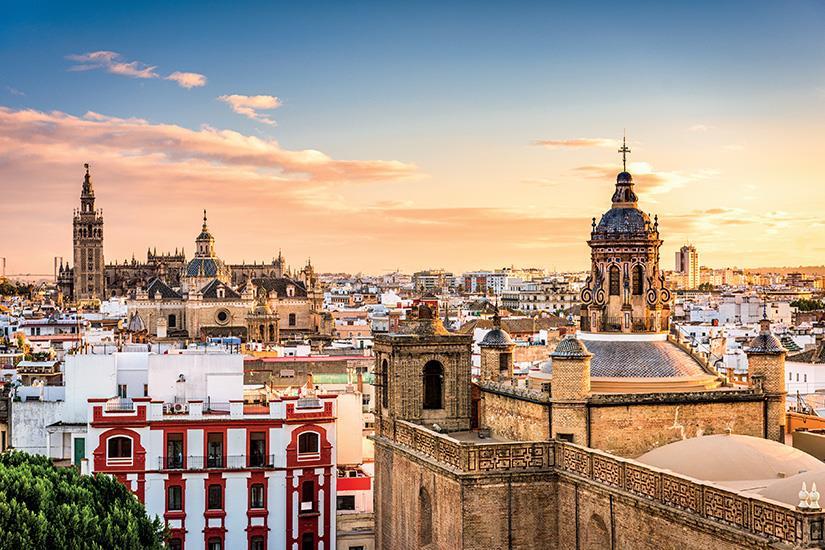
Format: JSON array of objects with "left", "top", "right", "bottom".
[
  {"left": 555, "top": 442, "right": 825, "bottom": 547},
  {"left": 382, "top": 418, "right": 554, "bottom": 475}
]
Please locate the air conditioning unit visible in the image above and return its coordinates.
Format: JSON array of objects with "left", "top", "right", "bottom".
[
  {"left": 163, "top": 403, "right": 174, "bottom": 414},
  {"left": 173, "top": 402, "right": 186, "bottom": 413}
]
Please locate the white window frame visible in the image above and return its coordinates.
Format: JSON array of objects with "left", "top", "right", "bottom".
[
  {"left": 297, "top": 431, "right": 321, "bottom": 461},
  {"left": 106, "top": 435, "right": 134, "bottom": 466}
]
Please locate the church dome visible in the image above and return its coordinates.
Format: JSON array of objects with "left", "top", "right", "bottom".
[
  {"left": 617, "top": 171, "right": 633, "bottom": 183},
  {"left": 594, "top": 207, "right": 651, "bottom": 235},
  {"left": 186, "top": 257, "right": 225, "bottom": 277},
  {"left": 480, "top": 328, "right": 514, "bottom": 348},
  {"left": 637, "top": 434, "right": 823, "bottom": 482},
  {"left": 551, "top": 335, "right": 591, "bottom": 358}
]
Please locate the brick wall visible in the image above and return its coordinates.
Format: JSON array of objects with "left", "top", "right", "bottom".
[
  {"left": 589, "top": 400, "right": 765, "bottom": 457},
  {"left": 481, "top": 390, "right": 550, "bottom": 441}
]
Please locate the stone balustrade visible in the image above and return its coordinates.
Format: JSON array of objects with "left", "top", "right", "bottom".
[{"left": 555, "top": 442, "right": 825, "bottom": 547}]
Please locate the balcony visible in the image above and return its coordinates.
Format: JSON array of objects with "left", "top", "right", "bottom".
[
  {"left": 104, "top": 398, "right": 135, "bottom": 413},
  {"left": 158, "top": 455, "right": 276, "bottom": 470}
]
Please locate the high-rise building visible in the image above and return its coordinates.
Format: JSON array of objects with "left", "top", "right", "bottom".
[
  {"left": 675, "top": 244, "right": 699, "bottom": 289},
  {"left": 72, "top": 164, "right": 105, "bottom": 302}
]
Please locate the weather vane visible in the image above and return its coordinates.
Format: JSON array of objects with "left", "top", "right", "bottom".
[{"left": 618, "top": 132, "right": 630, "bottom": 172}]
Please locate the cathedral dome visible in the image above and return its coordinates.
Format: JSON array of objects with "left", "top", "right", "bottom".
[
  {"left": 594, "top": 207, "right": 651, "bottom": 235},
  {"left": 617, "top": 171, "right": 633, "bottom": 183},
  {"left": 186, "top": 257, "right": 225, "bottom": 277},
  {"left": 637, "top": 434, "right": 823, "bottom": 483}
]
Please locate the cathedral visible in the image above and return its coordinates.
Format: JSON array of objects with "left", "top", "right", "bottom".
[
  {"left": 59, "top": 165, "right": 332, "bottom": 343},
  {"left": 372, "top": 147, "right": 819, "bottom": 549}
]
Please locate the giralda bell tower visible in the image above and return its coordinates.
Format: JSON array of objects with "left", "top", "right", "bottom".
[{"left": 72, "top": 163, "right": 105, "bottom": 303}]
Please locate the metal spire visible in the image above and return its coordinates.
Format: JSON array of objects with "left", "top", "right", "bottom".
[{"left": 618, "top": 132, "right": 631, "bottom": 172}]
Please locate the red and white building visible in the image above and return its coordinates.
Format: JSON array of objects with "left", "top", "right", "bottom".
[{"left": 81, "top": 353, "right": 337, "bottom": 550}]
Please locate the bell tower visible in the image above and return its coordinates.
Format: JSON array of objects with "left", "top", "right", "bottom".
[
  {"left": 72, "top": 163, "right": 105, "bottom": 303},
  {"left": 373, "top": 301, "right": 473, "bottom": 433},
  {"left": 579, "top": 137, "right": 671, "bottom": 333}
]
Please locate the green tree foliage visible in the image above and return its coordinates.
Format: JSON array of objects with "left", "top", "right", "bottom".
[
  {"left": 0, "top": 452, "right": 165, "bottom": 549},
  {"left": 697, "top": 282, "right": 714, "bottom": 291},
  {"left": 790, "top": 298, "right": 825, "bottom": 311}
]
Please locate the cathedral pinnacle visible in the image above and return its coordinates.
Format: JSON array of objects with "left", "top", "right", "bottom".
[{"left": 618, "top": 132, "right": 630, "bottom": 172}]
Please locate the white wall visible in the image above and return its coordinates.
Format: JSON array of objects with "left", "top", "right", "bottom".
[
  {"left": 147, "top": 353, "right": 243, "bottom": 403},
  {"left": 11, "top": 400, "right": 64, "bottom": 455},
  {"left": 336, "top": 392, "right": 364, "bottom": 466}
]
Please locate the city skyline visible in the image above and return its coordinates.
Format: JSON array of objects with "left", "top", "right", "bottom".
[{"left": 2, "top": 1, "right": 825, "bottom": 275}]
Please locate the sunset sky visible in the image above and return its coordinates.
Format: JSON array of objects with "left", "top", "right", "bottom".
[{"left": 2, "top": 1, "right": 825, "bottom": 276}]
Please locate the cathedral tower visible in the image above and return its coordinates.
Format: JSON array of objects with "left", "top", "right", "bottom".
[
  {"left": 72, "top": 163, "right": 105, "bottom": 303},
  {"left": 580, "top": 138, "right": 671, "bottom": 333}
]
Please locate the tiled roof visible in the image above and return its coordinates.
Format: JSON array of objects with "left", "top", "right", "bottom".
[
  {"left": 788, "top": 341, "right": 825, "bottom": 364},
  {"left": 594, "top": 207, "right": 651, "bottom": 235},
  {"left": 458, "top": 316, "right": 567, "bottom": 335},
  {"left": 199, "top": 279, "right": 241, "bottom": 300},
  {"left": 551, "top": 336, "right": 591, "bottom": 359},
  {"left": 780, "top": 335, "right": 802, "bottom": 353},
  {"left": 480, "top": 328, "right": 514, "bottom": 348},
  {"left": 583, "top": 340, "right": 707, "bottom": 378},
  {"left": 252, "top": 277, "right": 307, "bottom": 298},
  {"left": 745, "top": 333, "right": 786, "bottom": 355},
  {"left": 145, "top": 278, "right": 181, "bottom": 300},
  {"left": 186, "top": 257, "right": 223, "bottom": 277}
]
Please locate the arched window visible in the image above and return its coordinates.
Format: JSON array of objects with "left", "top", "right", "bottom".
[
  {"left": 608, "top": 265, "right": 620, "bottom": 296},
  {"left": 298, "top": 432, "right": 320, "bottom": 458},
  {"left": 106, "top": 436, "right": 132, "bottom": 465},
  {"left": 419, "top": 486, "right": 433, "bottom": 545},
  {"left": 632, "top": 265, "right": 645, "bottom": 296},
  {"left": 381, "top": 359, "right": 390, "bottom": 409},
  {"left": 423, "top": 361, "right": 443, "bottom": 410}
]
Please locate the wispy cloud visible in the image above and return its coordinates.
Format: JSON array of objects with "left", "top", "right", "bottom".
[
  {"left": 533, "top": 138, "right": 618, "bottom": 149},
  {"left": 688, "top": 124, "right": 713, "bottom": 132},
  {"left": 66, "top": 51, "right": 206, "bottom": 89},
  {"left": 571, "top": 162, "right": 719, "bottom": 195},
  {"left": 4, "top": 86, "right": 25, "bottom": 97},
  {"left": 218, "top": 94, "right": 282, "bottom": 125}
]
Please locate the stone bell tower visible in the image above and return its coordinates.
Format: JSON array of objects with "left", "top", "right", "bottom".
[
  {"left": 579, "top": 137, "right": 672, "bottom": 333},
  {"left": 479, "top": 310, "right": 515, "bottom": 383},
  {"left": 745, "top": 316, "right": 787, "bottom": 442},
  {"left": 72, "top": 163, "right": 105, "bottom": 303},
  {"left": 373, "top": 301, "right": 473, "bottom": 433}
]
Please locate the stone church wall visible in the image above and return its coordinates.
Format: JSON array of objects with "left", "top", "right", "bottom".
[
  {"left": 481, "top": 389, "right": 550, "bottom": 442},
  {"left": 588, "top": 398, "right": 765, "bottom": 458}
]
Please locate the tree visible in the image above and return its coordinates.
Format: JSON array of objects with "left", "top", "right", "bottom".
[
  {"left": 790, "top": 299, "right": 825, "bottom": 312},
  {"left": 697, "top": 282, "right": 714, "bottom": 291},
  {"left": 0, "top": 451, "right": 165, "bottom": 549}
]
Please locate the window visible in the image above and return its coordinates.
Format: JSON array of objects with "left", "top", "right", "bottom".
[
  {"left": 117, "top": 384, "right": 127, "bottom": 398},
  {"left": 143, "top": 384, "right": 149, "bottom": 397},
  {"left": 168, "top": 314, "right": 176, "bottom": 328},
  {"left": 349, "top": 546, "right": 365, "bottom": 550},
  {"left": 166, "top": 434, "right": 184, "bottom": 469},
  {"left": 790, "top": 372, "right": 793, "bottom": 381},
  {"left": 249, "top": 432, "right": 266, "bottom": 467},
  {"left": 207, "top": 538, "right": 222, "bottom": 550},
  {"left": 300, "top": 480, "right": 315, "bottom": 513},
  {"left": 298, "top": 432, "right": 320, "bottom": 457},
  {"left": 381, "top": 359, "right": 389, "bottom": 409},
  {"left": 557, "top": 433, "right": 575, "bottom": 443},
  {"left": 423, "top": 361, "right": 443, "bottom": 410},
  {"left": 499, "top": 353, "right": 510, "bottom": 374},
  {"left": 419, "top": 487, "right": 432, "bottom": 546},
  {"left": 207, "top": 484, "right": 222, "bottom": 510},
  {"left": 805, "top": 374, "right": 808, "bottom": 383},
  {"left": 301, "top": 533, "right": 314, "bottom": 550},
  {"left": 250, "top": 483, "right": 265, "bottom": 509},
  {"left": 632, "top": 265, "right": 644, "bottom": 296},
  {"left": 288, "top": 313, "right": 296, "bottom": 326},
  {"left": 797, "top": 373, "right": 800, "bottom": 382},
  {"left": 167, "top": 485, "right": 182, "bottom": 511},
  {"left": 250, "top": 537, "right": 265, "bottom": 550},
  {"left": 169, "top": 539, "right": 183, "bottom": 550},
  {"left": 216, "top": 310, "right": 229, "bottom": 324},
  {"left": 609, "top": 265, "right": 620, "bottom": 296},
  {"left": 207, "top": 433, "right": 224, "bottom": 468},
  {"left": 337, "top": 494, "right": 356, "bottom": 510},
  {"left": 107, "top": 436, "right": 132, "bottom": 464}
]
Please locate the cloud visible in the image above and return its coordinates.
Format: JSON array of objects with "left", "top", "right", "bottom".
[
  {"left": 4, "top": 86, "right": 25, "bottom": 97},
  {"left": 218, "top": 94, "right": 282, "bottom": 125},
  {"left": 533, "top": 138, "right": 618, "bottom": 149},
  {"left": 66, "top": 51, "right": 206, "bottom": 89},
  {"left": 165, "top": 71, "right": 207, "bottom": 89},
  {"left": 688, "top": 124, "right": 713, "bottom": 132},
  {"left": 571, "top": 162, "right": 719, "bottom": 195}
]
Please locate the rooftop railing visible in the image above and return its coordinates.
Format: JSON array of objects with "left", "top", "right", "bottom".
[{"left": 158, "top": 454, "right": 276, "bottom": 470}]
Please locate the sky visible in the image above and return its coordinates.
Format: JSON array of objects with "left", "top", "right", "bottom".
[{"left": 1, "top": 0, "right": 825, "bottom": 276}]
